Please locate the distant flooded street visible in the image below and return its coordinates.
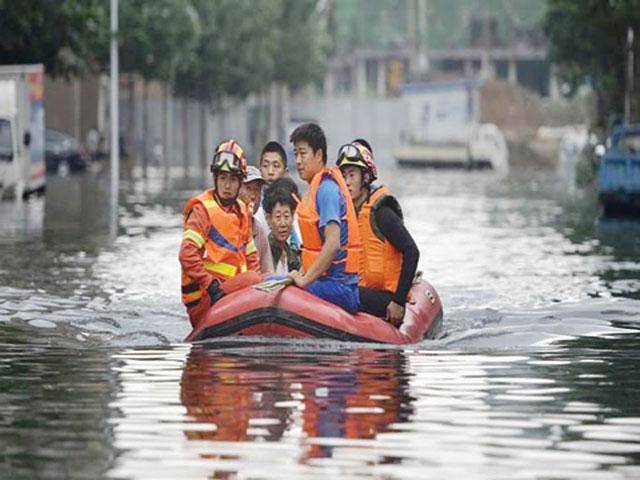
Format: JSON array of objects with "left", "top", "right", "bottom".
[{"left": 2, "top": 164, "right": 640, "bottom": 479}]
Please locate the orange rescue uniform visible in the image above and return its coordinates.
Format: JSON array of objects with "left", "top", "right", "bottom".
[
  {"left": 297, "top": 166, "right": 361, "bottom": 275},
  {"left": 357, "top": 185, "right": 403, "bottom": 294},
  {"left": 179, "top": 189, "right": 260, "bottom": 326}
]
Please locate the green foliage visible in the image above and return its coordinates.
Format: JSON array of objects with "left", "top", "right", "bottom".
[
  {"left": 427, "top": 0, "right": 546, "bottom": 48},
  {"left": 329, "top": 0, "right": 546, "bottom": 53},
  {"left": 0, "top": 0, "right": 106, "bottom": 77},
  {"left": 174, "top": 0, "right": 329, "bottom": 102},
  {"left": 330, "top": 0, "right": 407, "bottom": 53},
  {"left": 174, "top": 0, "right": 280, "bottom": 103},
  {"left": 273, "top": 0, "right": 329, "bottom": 89},
  {"left": 0, "top": 0, "right": 329, "bottom": 100},
  {"left": 117, "top": 0, "right": 200, "bottom": 81},
  {"left": 544, "top": 0, "right": 640, "bottom": 126}
]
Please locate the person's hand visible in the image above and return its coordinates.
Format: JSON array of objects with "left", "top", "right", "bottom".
[
  {"left": 287, "top": 270, "right": 309, "bottom": 289},
  {"left": 386, "top": 301, "right": 405, "bottom": 327}
]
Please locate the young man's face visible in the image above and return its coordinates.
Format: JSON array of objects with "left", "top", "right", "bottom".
[
  {"left": 340, "top": 165, "right": 369, "bottom": 202},
  {"left": 260, "top": 152, "right": 286, "bottom": 184},
  {"left": 239, "top": 180, "right": 264, "bottom": 215},
  {"left": 340, "top": 165, "right": 365, "bottom": 200},
  {"left": 215, "top": 171, "right": 242, "bottom": 201},
  {"left": 293, "top": 140, "right": 323, "bottom": 183},
  {"left": 267, "top": 202, "right": 293, "bottom": 243}
]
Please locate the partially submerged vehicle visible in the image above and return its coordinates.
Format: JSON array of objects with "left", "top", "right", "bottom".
[
  {"left": 395, "top": 122, "right": 508, "bottom": 171},
  {"left": 597, "top": 124, "right": 640, "bottom": 215},
  {"left": 394, "top": 79, "right": 508, "bottom": 172},
  {"left": 0, "top": 64, "right": 45, "bottom": 199}
]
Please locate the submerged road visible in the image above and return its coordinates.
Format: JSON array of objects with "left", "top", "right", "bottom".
[{"left": 1, "top": 165, "right": 640, "bottom": 479}]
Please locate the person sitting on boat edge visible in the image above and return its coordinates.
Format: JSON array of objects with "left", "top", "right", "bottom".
[
  {"left": 337, "top": 139, "right": 419, "bottom": 326},
  {"left": 179, "top": 139, "right": 261, "bottom": 327},
  {"left": 288, "top": 122, "right": 361, "bottom": 313},
  {"left": 263, "top": 177, "right": 301, "bottom": 274},
  {"left": 257, "top": 140, "right": 302, "bottom": 248},
  {"left": 239, "top": 166, "right": 274, "bottom": 274}
]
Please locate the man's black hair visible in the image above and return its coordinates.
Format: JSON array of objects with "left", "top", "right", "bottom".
[
  {"left": 289, "top": 122, "right": 327, "bottom": 164},
  {"left": 263, "top": 177, "right": 299, "bottom": 214},
  {"left": 260, "top": 141, "right": 288, "bottom": 168},
  {"left": 352, "top": 138, "right": 373, "bottom": 153}
]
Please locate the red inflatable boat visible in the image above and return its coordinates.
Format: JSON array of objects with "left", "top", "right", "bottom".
[{"left": 185, "top": 278, "right": 443, "bottom": 344}]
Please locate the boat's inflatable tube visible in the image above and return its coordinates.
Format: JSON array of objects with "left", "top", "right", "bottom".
[{"left": 186, "top": 278, "right": 443, "bottom": 344}]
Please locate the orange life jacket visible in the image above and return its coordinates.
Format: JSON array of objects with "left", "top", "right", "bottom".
[
  {"left": 297, "top": 167, "right": 360, "bottom": 275},
  {"left": 357, "top": 185, "right": 403, "bottom": 294},
  {"left": 181, "top": 189, "right": 254, "bottom": 308}
]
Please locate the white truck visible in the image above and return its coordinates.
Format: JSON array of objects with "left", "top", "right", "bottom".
[
  {"left": 0, "top": 64, "right": 45, "bottom": 199},
  {"left": 394, "top": 79, "right": 509, "bottom": 171}
]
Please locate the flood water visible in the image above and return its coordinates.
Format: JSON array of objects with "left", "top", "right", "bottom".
[{"left": 2, "top": 165, "right": 640, "bottom": 479}]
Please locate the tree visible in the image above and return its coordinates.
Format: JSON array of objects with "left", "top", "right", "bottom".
[
  {"left": 116, "top": 0, "right": 200, "bottom": 82},
  {"left": 0, "top": 0, "right": 106, "bottom": 77},
  {"left": 273, "top": 0, "right": 329, "bottom": 90},
  {"left": 544, "top": 0, "right": 640, "bottom": 127},
  {"left": 174, "top": 0, "right": 279, "bottom": 104},
  {"left": 111, "top": 0, "right": 201, "bottom": 177}
]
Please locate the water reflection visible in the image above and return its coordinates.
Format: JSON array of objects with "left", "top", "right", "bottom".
[
  {"left": 105, "top": 344, "right": 640, "bottom": 479},
  {"left": 44, "top": 175, "right": 114, "bottom": 249},
  {"left": 0, "top": 194, "right": 44, "bottom": 243},
  {"left": 0, "top": 338, "right": 115, "bottom": 479},
  {"left": 180, "top": 345, "right": 410, "bottom": 454}
]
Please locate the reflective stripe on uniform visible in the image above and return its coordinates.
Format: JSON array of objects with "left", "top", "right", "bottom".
[
  {"left": 203, "top": 261, "right": 238, "bottom": 277},
  {"left": 183, "top": 229, "right": 205, "bottom": 248},
  {"left": 240, "top": 264, "right": 247, "bottom": 273},
  {"left": 246, "top": 239, "right": 256, "bottom": 255},
  {"left": 182, "top": 290, "right": 202, "bottom": 303},
  {"left": 208, "top": 224, "right": 239, "bottom": 253},
  {"left": 202, "top": 199, "right": 218, "bottom": 210}
]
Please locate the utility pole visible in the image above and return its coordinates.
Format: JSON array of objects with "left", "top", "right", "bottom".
[
  {"left": 110, "top": 0, "right": 119, "bottom": 234},
  {"left": 625, "top": 26, "right": 635, "bottom": 125},
  {"left": 407, "top": 0, "right": 416, "bottom": 77},
  {"left": 416, "top": 0, "right": 429, "bottom": 76}
]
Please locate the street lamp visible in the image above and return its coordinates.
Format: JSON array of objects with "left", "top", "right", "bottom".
[{"left": 110, "top": 0, "right": 119, "bottom": 234}]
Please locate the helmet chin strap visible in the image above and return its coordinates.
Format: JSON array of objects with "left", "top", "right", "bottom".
[{"left": 360, "top": 168, "right": 371, "bottom": 193}]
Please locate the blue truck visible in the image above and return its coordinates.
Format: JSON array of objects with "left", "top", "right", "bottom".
[{"left": 597, "top": 124, "right": 640, "bottom": 215}]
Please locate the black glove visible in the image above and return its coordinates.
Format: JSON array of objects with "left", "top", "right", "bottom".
[{"left": 207, "top": 280, "right": 224, "bottom": 304}]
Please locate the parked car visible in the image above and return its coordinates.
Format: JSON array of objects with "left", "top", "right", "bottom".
[
  {"left": 45, "top": 129, "right": 89, "bottom": 174},
  {"left": 597, "top": 124, "right": 640, "bottom": 216}
]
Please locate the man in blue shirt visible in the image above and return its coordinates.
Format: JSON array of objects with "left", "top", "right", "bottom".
[{"left": 288, "top": 123, "right": 361, "bottom": 313}]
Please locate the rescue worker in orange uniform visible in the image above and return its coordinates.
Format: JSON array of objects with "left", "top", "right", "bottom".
[
  {"left": 287, "top": 123, "right": 361, "bottom": 313},
  {"left": 336, "top": 139, "right": 420, "bottom": 326},
  {"left": 179, "top": 139, "right": 261, "bottom": 327}
]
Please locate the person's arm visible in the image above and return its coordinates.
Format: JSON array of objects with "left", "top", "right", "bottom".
[
  {"left": 254, "top": 218, "right": 274, "bottom": 274},
  {"left": 245, "top": 217, "right": 261, "bottom": 273},
  {"left": 375, "top": 206, "right": 420, "bottom": 319},
  {"left": 179, "top": 204, "right": 215, "bottom": 290},
  {"left": 289, "top": 178, "right": 341, "bottom": 288},
  {"left": 290, "top": 222, "right": 340, "bottom": 287}
]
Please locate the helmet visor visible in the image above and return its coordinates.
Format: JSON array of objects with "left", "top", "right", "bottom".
[
  {"left": 337, "top": 142, "right": 377, "bottom": 181},
  {"left": 337, "top": 144, "right": 362, "bottom": 162},
  {"left": 213, "top": 151, "right": 242, "bottom": 173},
  {"left": 337, "top": 144, "right": 368, "bottom": 171}
]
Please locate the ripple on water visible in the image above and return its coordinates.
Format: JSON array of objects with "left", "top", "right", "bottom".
[
  {"left": 3, "top": 171, "right": 640, "bottom": 479},
  {"left": 80, "top": 344, "right": 640, "bottom": 479}
]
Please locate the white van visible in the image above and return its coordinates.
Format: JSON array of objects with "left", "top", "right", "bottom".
[{"left": 0, "top": 64, "right": 45, "bottom": 199}]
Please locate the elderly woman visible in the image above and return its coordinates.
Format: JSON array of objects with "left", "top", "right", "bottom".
[{"left": 263, "top": 177, "right": 301, "bottom": 274}]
